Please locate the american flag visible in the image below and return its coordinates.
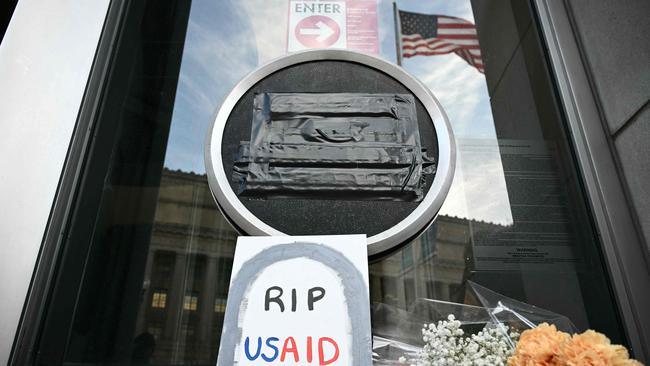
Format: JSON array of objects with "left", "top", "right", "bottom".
[{"left": 398, "top": 10, "right": 484, "bottom": 73}]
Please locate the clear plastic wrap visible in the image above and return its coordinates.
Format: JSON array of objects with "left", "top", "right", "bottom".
[{"left": 371, "top": 281, "right": 576, "bottom": 365}]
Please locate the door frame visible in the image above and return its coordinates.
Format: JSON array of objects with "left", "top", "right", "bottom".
[
  {"left": 4, "top": 0, "right": 648, "bottom": 363},
  {"left": 533, "top": 0, "right": 650, "bottom": 360}
]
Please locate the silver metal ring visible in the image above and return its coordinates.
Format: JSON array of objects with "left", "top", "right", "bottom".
[{"left": 205, "top": 49, "right": 456, "bottom": 256}]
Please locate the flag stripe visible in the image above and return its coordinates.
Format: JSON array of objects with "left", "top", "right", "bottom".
[
  {"left": 403, "top": 45, "right": 459, "bottom": 54},
  {"left": 437, "top": 34, "right": 479, "bottom": 40},
  {"left": 402, "top": 41, "right": 465, "bottom": 53},
  {"left": 437, "top": 17, "right": 472, "bottom": 25},
  {"left": 401, "top": 35, "right": 480, "bottom": 47},
  {"left": 438, "top": 28, "right": 477, "bottom": 35},
  {"left": 402, "top": 39, "right": 480, "bottom": 49},
  {"left": 437, "top": 23, "right": 476, "bottom": 29},
  {"left": 435, "top": 35, "right": 480, "bottom": 43},
  {"left": 401, "top": 38, "right": 446, "bottom": 48}
]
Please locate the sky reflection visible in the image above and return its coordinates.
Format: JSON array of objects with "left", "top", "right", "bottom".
[{"left": 163, "top": 0, "right": 512, "bottom": 225}]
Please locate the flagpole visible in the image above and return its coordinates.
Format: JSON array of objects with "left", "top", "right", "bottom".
[{"left": 393, "top": 1, "right": 403, "bottom": 66}]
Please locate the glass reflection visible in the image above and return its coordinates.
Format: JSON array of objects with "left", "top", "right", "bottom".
[{"left": 47, "top": 0, "right": 624, "bottom": 364}]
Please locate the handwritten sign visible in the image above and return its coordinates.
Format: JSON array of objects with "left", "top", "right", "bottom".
[{"left": 216, "top": 235, "right": 372, "bottom": 366}]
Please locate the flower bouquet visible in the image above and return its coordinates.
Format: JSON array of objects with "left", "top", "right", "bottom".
[{"left": 372, "top": 282, "right": 642, "bottom": 366}]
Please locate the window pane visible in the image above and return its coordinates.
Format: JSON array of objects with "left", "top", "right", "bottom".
[
  {"left": 34, "top": 0, "right": 625, "bottom": 365},
  {"left": 152, "top": 292, "right": 167, "bottom": 309}
]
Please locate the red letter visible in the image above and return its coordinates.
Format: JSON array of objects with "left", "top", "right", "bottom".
[
  {"left": 318, "top": 337, "right": 339, "bottom": 365},
  {"left": 280, "top": 336, "right": 299, "bottom": 362},
  {"left": 307, "top": 336, "right": 313, "bottom": 362}
]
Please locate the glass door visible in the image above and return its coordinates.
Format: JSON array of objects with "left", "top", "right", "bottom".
[{"left": 29, "top": 0, "right": 625, "bottom": 364}]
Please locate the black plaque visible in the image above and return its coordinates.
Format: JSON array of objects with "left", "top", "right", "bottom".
[
  {"left": 221, "top": 60, "right": 437, "bottom": 237},
  {"left": 206, "top": 50, "right": 455, "bottom": 255}
]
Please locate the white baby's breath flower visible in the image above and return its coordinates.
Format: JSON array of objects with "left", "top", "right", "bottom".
[{"left": 402, "top": 314, "right": 520, "bottom": 366}]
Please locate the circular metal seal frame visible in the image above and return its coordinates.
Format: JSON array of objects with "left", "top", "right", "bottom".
[{"left": 205, "top": 49, "right": 456, "bottom": 256}]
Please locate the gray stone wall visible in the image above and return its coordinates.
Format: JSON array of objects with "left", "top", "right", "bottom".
[{"left": 567, "top": 0, "right": 650, "bottom": 251}]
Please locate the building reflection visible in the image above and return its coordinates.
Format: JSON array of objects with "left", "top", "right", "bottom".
[
  {"left": 133, "top": 169, "right": 238, "bottom": 364},
  {"left": 133, "top": 168, "right": 497, "bottom": 364}
]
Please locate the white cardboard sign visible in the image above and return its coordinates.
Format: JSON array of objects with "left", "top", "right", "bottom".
[{"left": 216, "top": 235, "right": 372, "bottom": 366}]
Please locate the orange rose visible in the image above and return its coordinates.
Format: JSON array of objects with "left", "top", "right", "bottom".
[
  {"left": 508, "top": 325, "right": 644, "bottom": 366},
  {"left": 508, "top": 323, "right": 569, "bottom": 366},
  {"left": 557, "top": 330, "right": 643, "bottom": 366}
]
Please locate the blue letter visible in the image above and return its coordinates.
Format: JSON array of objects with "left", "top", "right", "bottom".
[
  {"left": 262, "top": 337, "right": 279, "bottom": 361},
  {"left": 244, "top": 336, "right": 262, "bottom": 360}
]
